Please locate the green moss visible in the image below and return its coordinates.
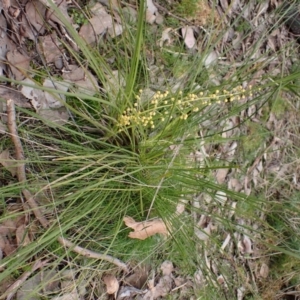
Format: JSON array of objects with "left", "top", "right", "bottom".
[{"left": 271, "top": 96, "right": 288, "bottom": 118}]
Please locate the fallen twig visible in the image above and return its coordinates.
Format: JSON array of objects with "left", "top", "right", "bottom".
[
  {"left": 58, "top": 237, "right": 129, "bottom": 272},
  {"left": 6, "top": 99, "right": 26, "bottom": 183},
  {"left": 7, "top": 99, "right": 50, "bottom": 228}
]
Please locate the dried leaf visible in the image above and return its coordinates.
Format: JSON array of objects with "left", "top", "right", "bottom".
[
  {"left": 20, "top": 78, "right": 47, "bottom": 110},
  {"left": 25, "top": 0, "right": 47, "bottom": 35},
  {"left": 161, "top": 261, "right": 173, "bottom": 276},
  {"left": 181, "top": 26, "right": 196, "bottom": 49},
  {"left": 117, "top": 286, "right": 144, "bottom": 299},
  {"left": 0, "top": 149, "right": 17, "bottom": 176},
  {"left": 0, "top": 86, "right": 31, "bottom": 108},
  {"left": 146, "top": 0, "right": 157, "bottom": 24},
  {"left": 6, "top": 49, "right": 30, "bottom": 80},
  {"left": 79, "top": 7, "right": 113, "bottom": 45},
  {"left": 215, "top": 191, "right": 227, "bottom": 205},
  {"left": 103, "top": 274, "right": 119, "bottom": 295},
  {"left": 43, "top": 78, "right": 69, "bottom": 108},
  {"left": 238, "top": 235, "right": 253, "bottom": 254},
  {"left": 62, "top": 65, "right": 99, "bottom": 96},
  {"left": 159, "top": 28, "right": 172, "bottom": 48},
  {"left": 194, "top": 225, "right": 211, "bottom": 241},
  {"left": 123, "top": 216, "right": 168, "bottom": 240},
  {"left": 51, "top": 291, "right": 80, "bottom": 300},
  {"left": 16, "top": 224, "right": 31, "bottom": 247},
  {"left": 124, "top": 265, "right": 149, "bottom": 289},
  {"left": 39, "top": 107, "right": 69, "bottom": 126},
  {"left": 39, "top": 34, "right": 62, "bottom": 64},
  {"left": 108, "top": 23, "right": 123, "bottom": 38},
  {"left": 143, "top": 275, "right": 172, "bottom": 299},
  {"left": 216, "top": 168, "right": 229, "bottom": 184},
  {"left": 203, "top": 51, "right": 218, "bottom": 67},
  {"left": 259, "top": 263, "right": 269, "bottom": 278},
  {"left": 44, "top": 0, "right": 73, "bottom": 29}
]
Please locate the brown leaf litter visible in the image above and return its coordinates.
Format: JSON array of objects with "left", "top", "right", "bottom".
[{"left": 123, "top": 216, "right": 168, "bottom": 240}]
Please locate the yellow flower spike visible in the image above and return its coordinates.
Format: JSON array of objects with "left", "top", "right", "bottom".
[
  {"left": 199, "top": 92, "right": 204, "bottom": 96},
  {"left": 215, "top": 90, "right": 219, "bottom": 94},
  {"left": 151, "top": 125, "right": 155, "bottom": 128},
  {"left": 193, "top": 107, "right": 199, "bottom": 112},
  {"left": 164, "top": 111, "right": 168, "bottom": 115},
  {"left": 139, "top": 89, "right": 143, "bottom": 93},
  {"left": 161, "top": 117, "right": 165, "bottom": 121},
  {"left": 177, "top": 100, "right": 182, "bottom": 105},
  {"left": 164, "top": 100, "right": 168, "bottom": 104},
  {"left": 171, "top": 97, "right": 175, "bottom": 101},
  {"left": 134, "top": 102, "right": 138, "bottom": 107}
]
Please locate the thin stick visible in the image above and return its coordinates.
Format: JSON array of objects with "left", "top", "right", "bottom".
[
  {"left": 6, "top": 99, "right": 26, "bottom": 183},
  {"left": 7, "top": 99, "right": 50, "bottom": 228},
  {"left": 58, "top": 237, "right": 129, "bottom": 272}
]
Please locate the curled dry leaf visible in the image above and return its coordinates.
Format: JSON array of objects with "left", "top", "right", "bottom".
[
  {"left": 103, "top": 274, "right": 119, "bottom": 295},
  {"left": 123, "top": 216, "right": 168, "bottom": 240}
]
